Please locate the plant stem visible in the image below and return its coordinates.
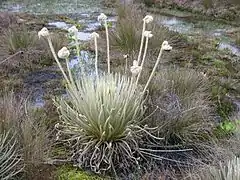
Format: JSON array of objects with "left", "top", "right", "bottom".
[
  {"left": 65, "top": 57, "right": 74, "bottom": 85},
  {"left": 47, "top": 37, "right": 70, "bottom": 85},
  {"left": 136, "top": 36, "right": 149, "bottom": 85},
  {"left": 94, "top": 37, "right": 98, "bottom": 78},
  {"left": 137, "top": 21, "right": 146, "bottom": 65},
  {"left": 104, "top": 20, "right": 110, "bottom": 74},
  {"left": 74, "top": 32, "right": 84, "bottom": 75},
  {"left": 142, "top": 47, "right": 163, "bottom": 95}
]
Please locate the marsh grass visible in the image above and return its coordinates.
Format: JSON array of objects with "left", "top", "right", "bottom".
[
  {"left": 0, "top": 91, "right": 52, "bottom": 179},
  {"left": 148, "top": 68, "right": 213, "bottom": 144},
  {"left": 110, "top": 3, "right": 176, "bottom": 56},
  {"left": 199, "top": 157, "right": 240, "bottom": 180},
  {"left": 2, "top": 26, "right": 37, "bottom": 54}
]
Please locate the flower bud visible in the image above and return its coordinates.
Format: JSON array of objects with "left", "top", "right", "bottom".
[
  {"left": 98, "top": 13, "right": 107, "bottom": 21},
  {"left": 130, "top": 60, "right": 142, "bottom": 76},
  {"left": 162, "top": 41, "right": 172, "bottom": 51},
  {"left": 58, "top": 47, "right": 70, "bottom": 59},
  {"left": 68, "top": 26, "right": 78, "bottom": 34},
  {"left": 38, "top": 27, "right": 49, "bottom": 38},
  {"left": 143, "top": 31, "right": 153, "bottom": 38},
  {"left": 90, "top": 32, "right": 99, "bottom": 39},
  {"left": 143, "top": 15, "right": 153, "bottom": 23}
]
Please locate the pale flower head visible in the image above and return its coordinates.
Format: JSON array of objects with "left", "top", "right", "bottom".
[
  {"left": 130, "top": 60, "right": 142, "bottom": 76},
  {"left": 98, "top": 13, "right": 107, "bottom": 21},
  {"left": 58, "top": 47, "right": 70, "bottom": 59},
  {"left": 161, "top": 41, "right": 172, "bottom": 51},
  {"left": 90, "top": 32, "right": 99, "bottom": 39},
  {"left": 143, "top": 15, "right": 153, "bottom": 23},
  {"left": 123, "top": 54, "right": 129, "bottom": 59},
  {"left": 143, "top": 31, "right": 153, "bottom": 38},
  {"left": 38, "top": 27, "right": 49, "bottom": 38},
  {"left": 68, "top": 26, "right": 78, "bottom": 34}
]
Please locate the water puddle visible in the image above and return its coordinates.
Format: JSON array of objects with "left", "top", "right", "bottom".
[
  {"left": 218, "top": 42, "right": 240, "bottom": 57},
  {"left": 157, "top": 14, "right": 240, "bottom": 56}
]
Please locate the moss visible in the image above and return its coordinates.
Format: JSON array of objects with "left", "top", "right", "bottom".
[{"left": 56, "top": 165, "right": 107, "bottom": 180}]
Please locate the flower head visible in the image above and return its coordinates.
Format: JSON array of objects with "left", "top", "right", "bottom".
[
  {"left": 58, "top": 47, "right": 70, "bottom": 59},
  {"left": 130, "top": 60, "right": 142, "bottom": 76},
  {"left": 38, "top": 27, "right": 49, "bottom": 38},
  {"left": 68, "top": 26, "right": 78, "bottom": 34},
  {"left": 143, "top": 15, "right": 153, "bottom": 24},
  {"left": 90, "top": 32, "right": 100, "bottom": 39},
  {"left": 143, "top": 31, "right": 153, "bottom": 38},
  {"left": 162, "top": 41, "right": 172, "bottom": 51},
  {"left": 123, "top": 54, "right": 129, "bottom": 59},
  {"left": 98, "top": 13, "right": 107, "bottom": 21}
]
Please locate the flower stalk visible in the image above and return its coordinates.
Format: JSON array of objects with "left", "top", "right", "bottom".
[
  {"left": 136, "top": 31, "right": 153, "bottom": 85},
  {"left": 137, "top": 15, "right": 153, "bottom": 65},
  {"left": 142, "top": 41, "right": 172, "bottom": 95},
  {"left": 91, "top": 32, "right": 100, "bottom": 78}
]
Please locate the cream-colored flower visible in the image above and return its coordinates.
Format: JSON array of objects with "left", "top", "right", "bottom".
[
  {"left": 68, "top": 26, "right": 78, "bottom": 34},
  {"left": 130, "top": 60, "right": 142, "bottom": 76},
  {"left": 123, "top": 54, "right": 129, "bottom": 59},
  {"left": 58, "top": 47, "right": 70, "bottom": 59},
  {"left": 143, "top": 15, "right": 153, "bottom": 23},
  {"left": 38, "top": 27, "right": 49, "bottom": 38},
  {"left": 162, "top": 41, "right": 172, "bottom": 51},
  {"left": 143, "top": 31, "right": 153, "bottom": 38},
  {"left": 90, "top": 32, "right": 99, "bottom": 39},
  {"left": 98, "top": 13, "right": 107, "bottom": 21}
]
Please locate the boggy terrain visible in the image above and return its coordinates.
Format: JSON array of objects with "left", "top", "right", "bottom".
[{"left": 0, "top": 0, "right": 240, "bottom": 179}]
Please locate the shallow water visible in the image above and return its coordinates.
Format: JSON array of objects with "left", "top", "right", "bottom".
[
  {"left": 157, "top": 14, "right": 240, "bottom": 56},
  {"left": 0, "top": 0, "right": 102, "bottom": 14}
]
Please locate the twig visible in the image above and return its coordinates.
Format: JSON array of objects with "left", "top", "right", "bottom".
[{"left": 0, "top": 51, "right": 23, "bottom": 65}]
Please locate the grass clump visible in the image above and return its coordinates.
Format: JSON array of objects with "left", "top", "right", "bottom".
[
  {"left": 3, "top": 26, "right": 37, "bottom": 54},
  {"left": 148, "top": 68, "right": 213, "bottom": 144},
  {"left": 0, "top": 91, "right": 52, "bottom": 179},
  {"left": 111, "top": 3, "right": 174, "bottom": 56},
  {"left": 200, "top": 157, "right": 240, "bottom": 180}
]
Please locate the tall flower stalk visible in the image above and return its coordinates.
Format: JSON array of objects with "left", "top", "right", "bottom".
[
  {"left": 68, "top": 26, "right": 84, "bottom": 74},
  {"left": 137, "top": 15, "right": 153, "bottom": 65},
  {"left": 142, "top": 41, "right": 172, "bottom": 95},
  {"left": 38, "top": 28, "right": 70, "bottom": 85},
  {"left": 90, "top": 32, "right": 100, "bottom": 78},
  {"left": 98, "top": 13, "right": 111, "bottom": 74},
  {"left": 136, "top": 31, "right": 153, "bottom": 85}
]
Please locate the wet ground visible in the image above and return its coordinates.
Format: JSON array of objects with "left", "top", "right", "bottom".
[{"left": 0, "top": 0, "right": 239, "bottom": 110}]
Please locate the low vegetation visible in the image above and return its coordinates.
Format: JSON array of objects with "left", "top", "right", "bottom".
[{"left": 0, "top": 1, "right": 239, "bottom": 180}]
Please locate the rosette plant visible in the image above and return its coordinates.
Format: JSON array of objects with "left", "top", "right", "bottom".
[{"left": 38, "top": 13, "right": 172, "bottom": 175}]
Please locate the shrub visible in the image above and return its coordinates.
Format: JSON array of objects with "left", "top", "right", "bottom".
[{"left": 0, "top": 131, "right": 22, "bottom": 180}]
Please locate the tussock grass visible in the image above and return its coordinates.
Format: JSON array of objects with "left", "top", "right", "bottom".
[
  {"left": 2, "top": 26, "right": 37, "bottom": 54},
  {"left": 0, "top": 91, "right": 52, "bottom": 179},
  {"left": 148, "top": 68, "right": 213, "bottom": 144},
  {"left": 110, "top": 3, "right": 176, "bottom": 56}
]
